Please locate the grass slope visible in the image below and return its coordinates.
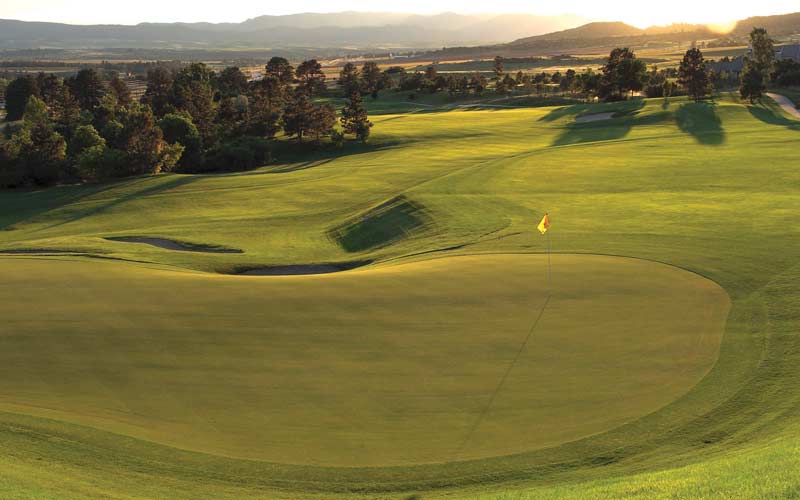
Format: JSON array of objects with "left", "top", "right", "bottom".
[{"left": 0, "top": 93, "right": 799, "bottom": 498}]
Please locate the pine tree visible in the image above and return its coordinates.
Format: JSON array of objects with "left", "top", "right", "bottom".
[
  {"left": 309, "top": 104, "right": 337, "bottom": 143},
  {"left": 361, "top": 62, "right": 384, "bottom": 98},
  {"left": 296, "top": 60, "right": 326, "bottom": 96},
  {"left": 678, "top": 48, "right": 712, "bottom": 102},
  {"left": 265, "top": 57, "right": 295, "bottom": 87},
  {"left": 142, "top": 67, "right": 174, "bottom": 117},
  {"left": 493, "top": 56, "right": 505, "bottom": 80},
  {"left": 66, "top": 69, "right": 105, "bottom": 113},
  {"left": 341, "top": 92, "right": 373, "bottom": 143},
  {"left": 600, "top": 48, "right": 647, "bottom": 101},
  {"left": 109, "top": 75, "right": 132, "bottom": 107},
  {"left": 739, "top": 28, "right": 774, "bottom": 103},
  {"left": 4, "top": 75, "right": 39, "bottom": 121},
  {"left": 339, "top": 63, "right": 361, "bottom": 97},
  {"left": 283, "top": 90, "right": 316, "bottom": 143}
]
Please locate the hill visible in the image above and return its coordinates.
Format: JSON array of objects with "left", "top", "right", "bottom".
[
  {"left": 0, "top": 12, "right": 586, "bottom": 52},
  {"left": 421, "top": 12, "right": 799, "bottom": 61},
  {"left": 512, "top": 21, "right": 644, "bottom": 43},
  {"left": 732, "top": 11, "right": 800, "bottom": 36}
]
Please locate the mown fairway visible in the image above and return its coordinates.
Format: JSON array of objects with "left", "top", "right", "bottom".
[{"left": 1, "top": 93, "right": 799, "bottom": 499}]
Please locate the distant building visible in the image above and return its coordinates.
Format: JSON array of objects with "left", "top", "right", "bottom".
[
  {"left": 710, "top": 56, "right": 745, "bottom": 77},
  {"left": 776, "top": 44, "right": 800, "bottom": 63},
  {"left": 710, "top": 44, "right": 800, "bottom": 77}
]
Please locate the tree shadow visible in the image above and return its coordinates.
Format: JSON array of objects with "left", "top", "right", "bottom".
[
  {"left": 551, "top": 109, "right": 670, "bottom": 147},
  {"left": 675, "top": 102, "right": 726, "bottom": 145},
  {"left": 746, "top": 102, "right": 800, "bottom": 131},
  {"left": 37, "top": 175, "right": 200, "bottom": 231},
  {"left": 0, "top": 176, "right": 155, "bottom": 231},
  {"left": 539, "top": 99, "right": 646, "bottom": 123},
  {"left": 211, "top": 139, "right": 415, "bottom": 177}
]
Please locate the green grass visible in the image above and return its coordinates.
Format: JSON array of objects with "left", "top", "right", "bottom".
[
  {"left": 0, "top": 253, "right": 727, "bottom": 468},
  {"left": 319, "top": 91, "right": 583, "bottom": 115},
  {"left": 0, "top": 93, "right": 800, "bottom": 498}
]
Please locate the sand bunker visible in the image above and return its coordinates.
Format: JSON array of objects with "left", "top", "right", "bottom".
[
  {"left": 106, "top": 237, "right": 243, "bottom": 254},
  {"left": 237, "top": 262, "right": 369, "bottom": 276},
  {"left": 575, "top": 112, "right": 615, "bottom": 124}
]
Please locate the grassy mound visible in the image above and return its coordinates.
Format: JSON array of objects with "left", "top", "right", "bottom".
[{"left": 328, "top": 195, "right": 431, "bottom": 252}]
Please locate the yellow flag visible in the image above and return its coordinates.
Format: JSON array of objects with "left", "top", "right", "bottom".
[{"left": 537, "top": 213, "right": 550, "bottom": 235}]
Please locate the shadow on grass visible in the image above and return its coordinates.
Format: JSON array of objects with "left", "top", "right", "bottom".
[
  {"left": 328, "top": 195, "right": 431, "bottom": 253},
  {"left": 539, "top": 99, "right": 645, "bottom": 123},
  {"left": 551, "top": 109, "right": 670, "bottom": 147},
  {"left": 0, "top": 176, "right": 157, "bottom": 231},
  {"left": 38, "top": 175, "right": 200, "bottom": 231},
  {"left": 211, "top": 140, "right": 413, "bottom": 177},
  {"left": 675, "top": 102, "right": 726, "bottom": 145},
  {"left": 747, "top": 102, "right": 800, "bottom": 131}
]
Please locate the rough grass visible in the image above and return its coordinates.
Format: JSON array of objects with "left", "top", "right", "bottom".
[{"left": 0, "top": 93, "right": 799, "bottom": 498}]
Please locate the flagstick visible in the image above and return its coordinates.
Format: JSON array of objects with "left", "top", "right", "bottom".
[{"left": 546, "top": 229, "right": 552, "bottom": 294}]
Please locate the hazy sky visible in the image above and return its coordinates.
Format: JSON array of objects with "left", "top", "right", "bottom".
[{"left": 1, "top": 0, "right": 797, "bottom": 27}]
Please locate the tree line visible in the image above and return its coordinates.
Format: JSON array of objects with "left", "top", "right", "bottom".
[
  {"left": 1, "top": 57, "right": 373, "bottom": 188},
  {"left": 355, "top": 27, "right": 796, "bottom": 105},
  {"left": 3, "top": 29, "right": 796, "bottom": 188}
]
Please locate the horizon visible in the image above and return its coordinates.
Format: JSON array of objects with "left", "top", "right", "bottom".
[{"left": 1, "top": 1, "right": 798, "bottom": 29}]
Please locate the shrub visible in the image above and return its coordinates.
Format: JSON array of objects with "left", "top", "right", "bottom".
[
  {"left": 76, "top": 145, "right": 127, "bottom": 182},
  {"left": 202, "top": 136, "right": 272, "bottom": 173}
]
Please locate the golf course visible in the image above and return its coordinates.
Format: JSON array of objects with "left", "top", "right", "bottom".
[{"left": 1, "top": 92, "right": 800, "bottom": 499}]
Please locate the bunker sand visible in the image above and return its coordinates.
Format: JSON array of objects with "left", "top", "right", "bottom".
[{"left": 575, "top": 112, "right": 615, "bottom": 123}]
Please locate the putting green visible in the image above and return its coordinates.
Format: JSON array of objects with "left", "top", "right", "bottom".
[{"left": 0, "top": 253, "right": 728, "bottom": 467}]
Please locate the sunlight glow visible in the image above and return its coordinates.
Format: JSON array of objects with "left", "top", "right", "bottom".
[{"left": 0, "top": 0, "right": 797, "bottom": 26}]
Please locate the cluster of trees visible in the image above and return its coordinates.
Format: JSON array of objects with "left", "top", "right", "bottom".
[
  {"left": 771, "top": 59, "right": 800, "bottom": 87},
  {"left": 737, "top": 27, "right": 800, "bottom": 102},
  {"left": 574, "top": 27, "right": 795, "bottom": 104},
  {"left": 2, "top": 58, "right": 373, "bottom": 187},
  {"left": 338, "top": 62, "right": 395, "bottom": 98},
  {"left": 349, "top": 31, "right": 793, "bottom": 105},
  {"left": 379, "top": 51, "right": 672, "bottom": 102},
  {"left": 740, "top": 28, "right": 776, "bottom": 102}
]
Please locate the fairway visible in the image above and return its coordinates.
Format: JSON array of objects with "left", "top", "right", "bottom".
[
  {"left": 0, "top": 253, "right": 727, "bottom": 466},
  {"left": 1, "top": 92, "right": 800, "bottom": 499}
]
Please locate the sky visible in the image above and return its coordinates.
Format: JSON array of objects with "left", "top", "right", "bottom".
[{"left": 1, "top": 0, "right": 797, "bottom": 28}]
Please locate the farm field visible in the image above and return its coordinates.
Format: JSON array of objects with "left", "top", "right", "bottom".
[{"left": 1, "top": 92, "right": 800, "bottom": 499}]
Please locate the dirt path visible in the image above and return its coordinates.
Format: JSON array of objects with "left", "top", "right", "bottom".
[{"left": 766, "top": 93, "right": 800, "bottom": 119}]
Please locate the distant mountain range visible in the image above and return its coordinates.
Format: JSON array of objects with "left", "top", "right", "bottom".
[
  {"left": 0, "top": 12, "right": 587, "bottom": 51},
  {"left": 428, "top": 12, "right": 800, "bottom": 60},
  {"left": 511, "top": 11, "right": 800, "bottom": 45},
  {"left": 1, "top": 10, "right": 798, "bottom": 61}
]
